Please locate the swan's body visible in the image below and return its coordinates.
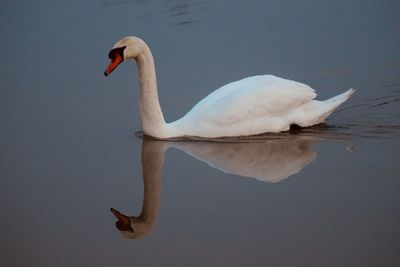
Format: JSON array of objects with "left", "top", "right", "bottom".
[{"left": 105, "top": 36, "right": 354, "bottom": 139}]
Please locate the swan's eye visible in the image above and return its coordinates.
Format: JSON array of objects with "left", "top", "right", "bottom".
[
  {"left": 108, "top": 51, "right": 116, "bottom": 62},
  {"left": 108, "top": 50, "right": 117, "bottom": 61}
]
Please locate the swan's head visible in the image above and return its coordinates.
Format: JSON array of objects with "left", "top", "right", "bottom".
[
  {"left": 104, "top": 36, "right": 145, "bottom": 76},
  {"left": 110, "top": 208, "right": 154, "bottom": 239}
]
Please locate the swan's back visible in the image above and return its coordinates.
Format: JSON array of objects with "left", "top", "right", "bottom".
[{"left": 191, "top": 75, "right": 315, "bottom": 117}]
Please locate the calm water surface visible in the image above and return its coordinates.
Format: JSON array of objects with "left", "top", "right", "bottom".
[{"left": 1, "top": 0, "right": 400, "bottom": 266}]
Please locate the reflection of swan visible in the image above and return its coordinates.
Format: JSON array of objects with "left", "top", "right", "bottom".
[
  {"left": 111, "top": 135, "right": 318, "bottom": 238},
  {"left": 111, "top": 140, "right": 165, "bottom": 239},
  {"left": 104, "top": 36, "right": 355, "bottom": 139}
]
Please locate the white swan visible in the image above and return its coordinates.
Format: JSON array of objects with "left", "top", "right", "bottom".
[{"left": 104, "top": 36, "right": 355, "bottom": 139}]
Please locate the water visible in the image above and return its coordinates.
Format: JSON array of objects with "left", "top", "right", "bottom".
[{"left": 1, "top": 0, "right": 400, "bottom": 266}]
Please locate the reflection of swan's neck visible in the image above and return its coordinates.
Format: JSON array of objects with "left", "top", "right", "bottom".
[
  {"left": 136, "top": 46, "right": 170, "bottom": 138},
  {"left": 138, "top": 140, "right": 165, "bottom": 225}
]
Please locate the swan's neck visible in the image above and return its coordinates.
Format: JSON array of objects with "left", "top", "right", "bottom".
[{"left": 135, "top": 46, "right": 170, "bottom": 138}]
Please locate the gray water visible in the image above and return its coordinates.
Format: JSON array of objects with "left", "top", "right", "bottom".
[{"left": 1, "top": 0, "right": 400, "bottom": 266}]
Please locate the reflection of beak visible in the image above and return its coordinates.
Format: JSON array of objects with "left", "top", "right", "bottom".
[
  {"left": 110, "top": 208, "right": 134, "bottom": 232},
  {"left": 104, "top": 53, "right": 124, "bottom": 76}
]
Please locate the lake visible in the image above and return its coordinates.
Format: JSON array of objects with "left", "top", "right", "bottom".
[{"left": 1, "top": 0, "right": 399, "bottom": 266}]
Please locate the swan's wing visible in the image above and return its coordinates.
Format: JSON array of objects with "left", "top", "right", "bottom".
[{"left": 185, "top": 75, "right": 316, "bottom": 126}]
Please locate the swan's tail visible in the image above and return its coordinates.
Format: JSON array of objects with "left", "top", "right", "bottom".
[
  {"left": 324, "top": 88, "right": 356, "bottom": 108},
  {"left": 315, "top": 88, "right": 355, "bottom": 123}
]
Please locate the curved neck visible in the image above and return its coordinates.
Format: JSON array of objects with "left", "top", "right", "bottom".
[
  {"left": 128, "top": 139, "right": 167, "bottom": 238},
  {"left": 139, "top": 140, "right": 165, "bottom": 224},
  {"left": 135, "top": 45, "right": 168, "bottom": 137}
]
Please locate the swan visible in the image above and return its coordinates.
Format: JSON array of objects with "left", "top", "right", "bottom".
[{"left": 104, "top": 36, "right": 355, "bottom": 139}]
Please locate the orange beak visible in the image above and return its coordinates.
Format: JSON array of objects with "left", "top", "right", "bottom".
[
  {"left": 104, "top": 52, "right": 124, "bottom": 76},
  {"left": 110, "top": 208, "right": 133, "bottom": 232}
]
